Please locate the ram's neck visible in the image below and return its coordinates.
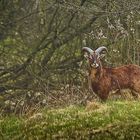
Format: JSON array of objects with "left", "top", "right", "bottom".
[
  {"left": 99, "top": 60, "right": 103, "bottom": 77},
  {"left": 89, "top": 68, "right": 101, "bottom": 81}
]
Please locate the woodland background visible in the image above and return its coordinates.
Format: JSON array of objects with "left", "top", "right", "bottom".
[{"left": 0, "top": 0, "right": 140, "bottom": 114}]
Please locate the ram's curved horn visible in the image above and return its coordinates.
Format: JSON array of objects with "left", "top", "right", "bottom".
[
  {"left": 82, "top": 47, "right": 94, "bottom": 54},
  {"left": 95, "top": 46, "right": 107, "bottom": 54}
]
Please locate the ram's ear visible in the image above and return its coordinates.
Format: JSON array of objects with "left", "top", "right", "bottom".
[
  {"left": 99, "top": 53, "right": 106, "bottom": 59},
  {"left": 82, "top": 47, "right": 93, "bottom": 60},
  {"left": 83, "top": 52, "right": 90, "bottom": 59},
  {"left": 95, "top": 46, "right": 108, "bottom": 60}
]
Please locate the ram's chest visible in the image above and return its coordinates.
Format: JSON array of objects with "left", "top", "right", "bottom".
[
  {"left": 89, "top": 69, "right": 100, "bottom": 92},
  {"left": 89, "top": 69, "right": 99, "bottom": 81},
  {"left": 89, "top": 70, "right": 111, "bottom": 93}
]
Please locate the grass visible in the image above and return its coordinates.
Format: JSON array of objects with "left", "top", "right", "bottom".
[{"left": 1, "top": 100, "right": 140, "bottom": 139}]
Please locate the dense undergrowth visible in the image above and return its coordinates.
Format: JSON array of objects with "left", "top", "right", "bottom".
[{"left": 1, "top": 100, "right": 140, "bottom": 140}]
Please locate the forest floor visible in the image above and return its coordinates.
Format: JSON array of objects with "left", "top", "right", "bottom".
[{"left": 1, "top": 100, "right": 140, "bottom": 140}]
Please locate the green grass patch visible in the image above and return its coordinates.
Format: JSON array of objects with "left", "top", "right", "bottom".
[{"left": 1, "top": 101, "right": 140, "bottom": 139}]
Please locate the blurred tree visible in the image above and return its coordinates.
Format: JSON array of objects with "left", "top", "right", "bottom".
[{"left": 0, "top": 0, "right": 139, "bottom": 94}]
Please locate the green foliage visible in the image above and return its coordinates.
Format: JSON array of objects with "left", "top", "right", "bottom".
[
  {"left": 1, "top": 101, "right": 140, "bottom": 139},
  {"left": 0, "top": 0, "right": 140, "bottom": 94}
]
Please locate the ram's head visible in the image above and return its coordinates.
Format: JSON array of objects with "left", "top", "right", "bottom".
[{"left": 82, "top": 46, "right": 107, "bottom": 68}]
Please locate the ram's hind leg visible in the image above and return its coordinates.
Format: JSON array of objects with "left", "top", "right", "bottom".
[
  {"left": 131, "top": 90, "right": 139, "bottom": 100},
  {"left": 131, "top": 79, "right": 140, "bottom": 99},
  {"left": 131, "top": 85, "right": 140, "bottom": 100}
]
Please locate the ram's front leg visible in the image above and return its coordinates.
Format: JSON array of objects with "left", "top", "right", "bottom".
[{"left": 97, "top": 89, "right": 110, "bottom": 102}]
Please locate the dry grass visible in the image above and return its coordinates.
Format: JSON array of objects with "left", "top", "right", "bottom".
[
  {"left": 1, "top": 100, "right": 140, "bottom": 139},
  {"left": 85, "top": 101, "right": 109, "bottom": 113}
]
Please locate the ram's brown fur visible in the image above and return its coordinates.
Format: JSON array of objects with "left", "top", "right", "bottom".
[{"left": 89, "top": 64, "right": 140, "bottom": 101}]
